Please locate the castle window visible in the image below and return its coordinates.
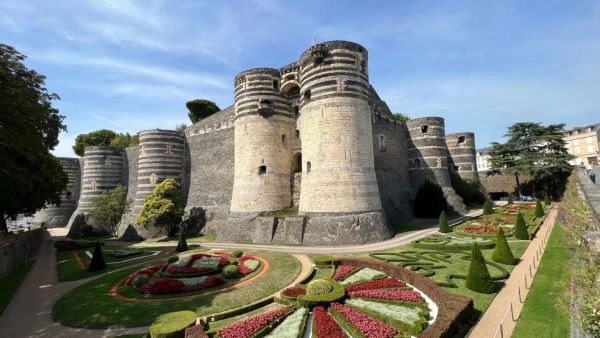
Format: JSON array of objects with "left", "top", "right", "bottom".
[
  {"left": 303, "top": 90, "right": 311, "bottom": 100},
  {"left": 293, "top": 106, "right": 299, "bottom": 117},
  {"left": 65, "top": 191, "right": 72, "bottom": 200},
  {"left": 306, "top": 161, "right": 311, "bottom": 173},
  {"left": 293, "top": 153, "right": 302, "bottom": 173},
  {"left": 454, "top": 165, "right": 459, "bottom": 171},
  {"left": 258, "top": 165, "right": 267, "bottom": 175},
  {"left": 457, "top": 136, "right": 465, "bottom": 144},
  {"left": 421, "top": 125, "right": 428, "bottom": 133},
  {"left": 282, "top": 134, "right": 286, "bottom": 144},
  {"left": 378, "top": 134, "right": 386, "bottom": 152},
  {"left": 273, "top": 79, "right": 279, "bottom": 91},
  {"left": 414, "top": 159, "right": 420, "bottom": 168},
  {"left": 295, "top": 130, "right": 300, "bottom": 139}
]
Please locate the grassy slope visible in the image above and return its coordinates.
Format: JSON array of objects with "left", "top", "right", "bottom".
[
  {"left": 512, "top": 222, "right": 572, "bottom": 337},
  {"left": 0, "top": 263, "right": 34, "bottom": 316}
]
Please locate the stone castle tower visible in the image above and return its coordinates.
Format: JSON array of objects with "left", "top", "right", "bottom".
[{"left": 39, "top": 40, "right": 479, "bottom": 245}]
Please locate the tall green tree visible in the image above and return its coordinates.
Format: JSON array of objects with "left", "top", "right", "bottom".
[
  {"left": 487, "top": 122, "right": 573, "bottom": 199},
  {"left": 0, "top": 44, "right": 68, "bottom": 233},
  {"left": 186, "top": 99, "right": 220, "bottom": 123},
  {"left": 72, "top": 129, "right": 117, "bottom": 156},
  {"left": 87, "top": 185, "right": 131, "bottom": 237},
  {"left": 136, "top": 178, "right": 184, "bottom": 235}
]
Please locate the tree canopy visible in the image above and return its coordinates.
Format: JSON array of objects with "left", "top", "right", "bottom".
[
  {"left": 487, "top": 122, "right": 573, "bottom": 199},
  {"left": 73, "top": 129, "right": 139, "bottom": 156},
  {"left": 186, "top": 99, "right": 220, "bottom": 123},
  {"left": 87, "top": 185, "right": 130, "bottom": 237},
  {"left": 393, "top": 112, "right": 410, "bottom": 122},
  {"left": 135, "top": 178, "right": 184, "bottom": 235},
  {"left": 0, "top": 44, "right": 68, "bottom": 232}
]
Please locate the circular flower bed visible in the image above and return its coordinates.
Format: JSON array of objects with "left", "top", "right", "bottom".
[{"left": 123, "top": 251, "right": 262, "bottom": 295}]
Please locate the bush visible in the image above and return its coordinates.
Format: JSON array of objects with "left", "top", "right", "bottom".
[
  {"left": 222, "top": 264, "right": 239, "bottom": 279},
  {"left": 176, "top": 227, "right": 188, "bottom": 252},
  {"left": 312, "top": 255, "right": 333, "bottom": 266},
  {"left": 414, "top": 179, "right": 447, "bottom": 218},
  {"left": 535, "top": 199, "right": 544, "bottom": 218},
  {"left": 133, "top": 274, "right": 149, "bottom": 288},
  {"left": 514, "top": 212, "right": 529, "bottom": 240},
  {"left": 465, "top": 243, "right": 496, "bottom": 293},
  {"left": 297, "top": 279, "right": 345, "bottom": 308},
  {"left": 544, "top": 194, "right": 551, "bottom": 206},
  {"left": 507, "top": 196, "right": 513, "bottom": 205},
  {"left": 450, "top": 172, "right": 487, "bottom": 205},
  {"left": 492, "top": 228, "right": 516, "bottom": 265},
  {"left": 306, "top": 279, "right": 333, "bottom": 295},
  {"left": 149, "top": 310, "right": 196, "bottom": 338},
  {"left": 231, "top": 250, "right": 243, "bottom": 258},
  {"left": 438, "top": 211, "right": 451, "bottom": 233},
  {"left": 88, "top": 241, "right": 107, "bottom": 272},
  {"left": 483, "top": 200, "right": 493, "bottom": 215},
  {"left": 227, "top": 257, "right": 239, "bottom": 265},
  {"left": 168, "top": 256, "right": 179, "bottom": 264}
]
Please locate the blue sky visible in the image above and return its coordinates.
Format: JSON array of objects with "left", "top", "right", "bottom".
[{"left": 1, "top": 0, "right": 599, "bottom": 157}]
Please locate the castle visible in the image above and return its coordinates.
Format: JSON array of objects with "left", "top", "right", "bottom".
[{"left": 34, "top": 40, "right": 479, "bottom": 245}]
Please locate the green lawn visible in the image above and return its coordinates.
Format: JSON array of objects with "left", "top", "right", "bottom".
[
  {"left": 512, "top": 222, "right": 572, "bottom": 337},
  {"left": 52, "top": 250, "right": 300, "bottom": 328},
  {"left": 0, "top": 262, "right": 34, "bottom": 316}
]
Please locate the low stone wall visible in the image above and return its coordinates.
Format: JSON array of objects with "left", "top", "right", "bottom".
[
  {"left": 577, "top": 170, "right": 600, "bottom": 229},
  {"left": 0, "top": 229, "right": 44, "bottom": 279}
]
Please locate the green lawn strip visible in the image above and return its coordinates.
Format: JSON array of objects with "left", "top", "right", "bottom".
[
  {"left": 512, "top": 222, "right": 571, "bottom": 337},
  {"left": 0, "top": 262, "right": 35, "bottom": 316},
  {"left": 52, "top": 250, "right": 300, "bottom": 328}
]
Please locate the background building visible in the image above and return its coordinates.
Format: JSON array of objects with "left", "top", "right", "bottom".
[{"left": 563, "top": 124, "right": 600, "bottom": 167}]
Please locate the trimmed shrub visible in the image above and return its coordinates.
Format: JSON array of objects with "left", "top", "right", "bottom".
[
  {"left": 231, "top": 250, "right": 243, "bottom": 258},
  {"left": 168, "top": 256, "right": 179, "bottom": 264},
  {"left": 544, "top": 194, "right": 551, "bottom": 206},
  {"left": 492, "top": 228, "right": 516, "bottom": 265},
  {"left": 222, "top": 264, "right": 238, "bottom": 279},
  {"left": 507, "top": 196, "right": 513, "bottom": 205},
  {"left": 176, "top": 228, "right": 188, "bottom": 252},
  {"left": 149, "top": 310, "right": 196, "bottom": 338},
  {"left": 306, "top": 279, "right": 333, "bottom": 295},
  {"left": 88, "top": 241, "right": 107, "bottom": 272},
  {"left": 133, "top": 274, "right": 149, "bottom": 288},
  {"left": 414, "top": 179, "right": 447, "bottom": 218},
  {"left": 297, "top": 279, "right": 345, "bottom": 308},
  {"left": 514, "top": 212, "right": 529, "bottom": 240},
  {"left": 227, "top": 257, "right": 238, "bottom": 265},
  {"left": 483, "top": 199, "right": 493, "bottom": 215},
  {"left": 535, "top": 199, "right": 544, "bottom": 217},
  {"left": 465, "top": 243, "right": 496, "bottom": 293},
  {"left": 438, "top": 211, "right": 450, "bottom": 233},
  {"left": 312, "top": 255, "right": 333, "bottom": 267}
]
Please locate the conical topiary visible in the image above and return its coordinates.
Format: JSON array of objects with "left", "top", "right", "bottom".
[
  {"left": 535, "top": 199, "right": 544, "bottom": 217},
  {"left": 544, "top": 194, "right": 551, "bottom": 206},
  {"left": 465, "top": 243, "right": 496, "bottom": 293},
  {"left": 88, "top": 241, "right": 107, "bottom": 272},
  {"left": 514, "top": 212, "right": 529, "bottom": 240},
  {"left": 439, "top": 211, "right": 451, "bottom": 233},
  {"left": 176, "top": 226, "right": 188, "bottom": 252},
  {"left": 483, "top": 199, "right": 493, "bottom": 215},
  {"left": 507, "top": 196, "right": 513, "bottom": 205},
  {"left": 492, "top": 228, "right": 516, "bottom": 264}
]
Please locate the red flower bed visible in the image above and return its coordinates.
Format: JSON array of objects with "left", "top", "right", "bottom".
[
  {"left": 312, "top": 306, "right": 345, "bottom": 338},
  {"left": 345, "top": 277, "right": 406, "bottom": 292},
  {"left": 139, "top": 275, "right": 225, "bottom": 294},
  {"left": 282, "top": 286, "right": 306, "bottom": 298},
  {"left": 348, "top": 289, "right": 423, "bottom": 303},
  {"left": 125, "top": 264, "right": 165, "bottom": 286},
  {"left": 462, "top": 225, "right": 498, "bottom": 234},
  {"left": 166, "top": 265, "right": 213, "bottom": 275},
  {"left": 330, "top": 302, "right": 397, "bottom": 337},
  {"left": 332, "top": 265, "right": 356, "bottom": 281},
  {"left": 217, "top": 307, "right": 291, "bottom": 338},
  {"left": 238, "top": 256, "right": 259, "bottom": 275}
]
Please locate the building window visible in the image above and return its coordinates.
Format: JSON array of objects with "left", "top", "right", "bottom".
[
  {"left": 303, "top": 90, "right": 311, "bottom": 100},
  {"left": 295, "top": 130, "right": 300, "bottom": 139},
  {"left": 282, "top": 134, "right": 286, "bottom": 143},
  {"left": 258, "top": 165, "right": 267, "bottom": 175},
  {"left": 293, "top": 153, "right": 302, "bottom": 173},
  {"left": 378, "top": 134, "right": 386, "bottom": 151},
  {"left": 293, "top": 106, "right": 299, "bottom": 117},
  {"left": 457, "top": 136, "right": 465, "bottom": 144},
  {"left": 273, "top": 79, "right": 279, "bottom": 91},
  {"left": 306, "top": 161, "right": 311, "bottom": 173},
  {"left": 421, "top": 125, "right": 428, "bottom": 133}
]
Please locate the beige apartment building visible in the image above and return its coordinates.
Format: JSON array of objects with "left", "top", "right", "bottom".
[{"left": 563, "top": 124, "right": 600, "bottom": 167}]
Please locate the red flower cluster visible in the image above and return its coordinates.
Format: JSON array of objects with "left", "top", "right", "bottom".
[
  {"left": 312, "top": 306, "right": 345, "bottom": 338},
  {"left": 345, "top": 277, "right": 406, "bottom": 292},
  {"left": 166, "top": 265, "right": 212, "bottom": 275},
  {"left": 139, "top": 275, "right": 225, "bottom": 295},
  {"left": 462, "top": 225, "right": 498, "bottom": 234},
  {"left": 330, "top": 303, "right": 396, "bottom": 337},
  {"left": 332, "top": 265, "right": 356, "bottom": 280},
  {"left": 125, "top": 264, "right": 165, "bottom": 286},
  {"left": 281, "top": 286, "right": 306, "bottom": 298},
  {"left": 238, "top": 256, "right": 258, "bottom": 275},
  {"left": 217, "top": 307, "right": 290, "bottom": 338},
  {"left": 348, "top": 289, "right": 423, "bottom": 303}
]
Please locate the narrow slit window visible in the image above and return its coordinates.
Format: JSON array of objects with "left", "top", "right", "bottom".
[
  {"left": 258, "top": 165, "right": 267, "bottom": 175},
  {"left": 306, "top": 161, "right": 311, "bottom": 173},
  {"left": 303, "top": 90, "right": 311, "bottom": 100},
  {"left": 273, "top": 80, "right": 279, "bottom": 90},
  {"left": 421, "top": 125, "right": 428, "bottom": 133},
  {"left": 293, "top": 106, "right": 299, "bottom": 117},
  {"left": 295, "top": 130, "right": 300, "bottom": 138},
  {"left": 378, "top": 134, "right": 386, "bottom": 151},
  {"left": 282, "top": 134, "right": 286, "bottom": 143}
]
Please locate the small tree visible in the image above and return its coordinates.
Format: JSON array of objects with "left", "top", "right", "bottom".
[
  {"left": 88, "top": 241, "right": 107, "bottom": 272},
  {"left": 483, "top": 199, "right": 493, "bottom": 215},
  {"left": 136, "top": 178, "right": 184, "bottom": 235},
  {"left": 465, "top": 243, "right": 496, "bottom": 293},
  {"left": 535, "top": 199, "right": 544, "bottom": 218},
  {"left": 514, "top": 212, "right": 529, "bottom": 240},
  {"left": 438, "top": 211, "right": 451, "bottom": 233},
  {"left": 176, "top": 225, "right": 188, "bottom": 252},
  {"left": 492, "top": 228, "right": 516, "bottom": 264},
  {"left": 87, "top": 185, "right": 130, "bottom": 237},
  {"left": 507, "top": 196, "right": 513, "bottom": 205},
  {"left": 414, "top": 179, "right": 447, "bottom": 218},
  {"left": 544, "top": 194, "right": 551, "bottom": 206},
  {"left": 186, "top": 99, "right": 220, "bottom": 123},
  {"left": 393, "top": 112, "right": 410, "bottom": 122}
]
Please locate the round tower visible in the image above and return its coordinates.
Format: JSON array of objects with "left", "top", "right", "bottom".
[
  {"left": 406, "top": 117, "right": 452, "bottom": 189},
  {"left": 32, "top": 157, "right": 80, "bottom": 227},
  {"left": 445, "top": 132, "right": 479, "bottom": 182},
  {"left": 75, "top": 146, "right": 124, "bottom": 214},
  {"left": 132, "top": 129, "right": 185, "bottom": 217},
  {"left": 230, "top": 68, "right": 295, "bottom": 212},
  {"left": 297, "top": 41, "right": 382, "bottom": 214}
]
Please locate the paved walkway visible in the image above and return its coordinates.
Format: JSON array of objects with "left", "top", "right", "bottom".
[{"left": 468, "top": 207, "right": 558, "bottom": 338}]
